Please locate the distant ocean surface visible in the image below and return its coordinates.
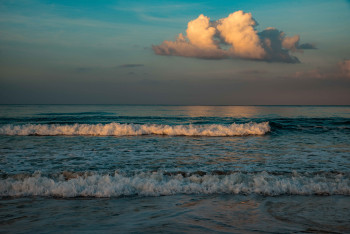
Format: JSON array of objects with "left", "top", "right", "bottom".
[{"left": 1, "top": 105, "right": 349, "bottom": 233}]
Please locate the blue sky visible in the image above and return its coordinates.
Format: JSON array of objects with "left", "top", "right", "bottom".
[{"left": 0, "top": 0, "right": 349, "bottom": 104}]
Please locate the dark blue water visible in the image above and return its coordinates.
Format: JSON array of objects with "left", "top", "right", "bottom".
[{"left": 0, "top": 105, "right": 349, "bottom": 233}]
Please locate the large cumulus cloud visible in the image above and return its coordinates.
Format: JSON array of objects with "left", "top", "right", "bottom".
[{"left": 153, "top": 11, "right": 314, "bottom": 63}]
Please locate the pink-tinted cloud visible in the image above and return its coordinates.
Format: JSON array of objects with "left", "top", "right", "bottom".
[
  {"left": 186, "top": 14, "right": 218, "bottom": 50},
  {"left": 153, "top": 11, "right": 314, "bottom": 63},
  {"left": 294, "top": 60, "right": 350, "bottom": 79},
  {"left": 217, "top": 11, "right": 265, "bottom": 59},
  {"left": 152, "top": 34, "right": 228, "bottom": 59},
  {"left": 152, "top": 14, "right": 227, "bottom": 59},
  {"left": 339, "top": 59, "right": 350, "bottom": 78}
]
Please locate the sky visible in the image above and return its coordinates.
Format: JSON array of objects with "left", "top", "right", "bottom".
[{"left": 0, "top": 0, "right": 350, "bottom": 105}]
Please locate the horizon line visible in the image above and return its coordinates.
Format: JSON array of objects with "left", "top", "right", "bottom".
[{"left": 1, "top": 104, "right": 350, "bottom": 107}]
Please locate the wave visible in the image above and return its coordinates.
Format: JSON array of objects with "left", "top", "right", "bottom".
[
  {"left": 1, "top": 171, "right": 349, "bottom": 197},
  {"left": 269, "top": 117, "right": 350, "bottom": 132},
  {"left": 36, "top": 111, "right": 112, "bottom": 116},
  {"left": 0, "top": 122, "right": 270, "bottom": 136}
]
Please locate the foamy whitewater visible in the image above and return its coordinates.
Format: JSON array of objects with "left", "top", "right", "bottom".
[
  {"left": 1, "top": 105, "right": 349, "bottom": 232},
  {"left": 1, "top": 171, "right": 349, "bottom": 197},
  {"left": 0, "top": 122, "right": 270, "bottom": 136}
]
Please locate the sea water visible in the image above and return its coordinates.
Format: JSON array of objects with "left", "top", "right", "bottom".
[{"left": 0, "top": 105, "right": 349, "bottom": 233}]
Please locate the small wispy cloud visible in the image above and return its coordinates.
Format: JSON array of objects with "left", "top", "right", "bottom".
[
  {"left": 0, "top": 13, "right": 125, "bottom": 30},
  {"left": 114, "top": 3, "right": 199, "bottom": 13},
  {"left": 297, "top": 43, "right": 317, "bottom": 50},
  {"left": 239, "top": 69, "right": 268, "bottom": 75},
  {"left": 74, "top": 67, "right": 93, "bottom": 73},
  {"left": 119, "top": 64, "right": 144, "bottom": 68},
  {"left": 294, "top": 59, "right": 350, "bottom": 79},
  {"left": 113, "top": 2, "right": 198, "bottom": 23}
]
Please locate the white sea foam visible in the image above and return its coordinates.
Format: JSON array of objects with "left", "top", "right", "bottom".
[
  {"left": 1, "top": 171, "right": 349, "bottom": 197},
  {"left": 0, "top": 122, "right": 270, "bottom": 136}
]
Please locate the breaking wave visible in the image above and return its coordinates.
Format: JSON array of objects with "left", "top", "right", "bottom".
[
  {"left": 1, "top": 171, "right": 349, "bottom": 197},
  {"left": 0, "top": 122, "right": 270, "bottom": 136}
]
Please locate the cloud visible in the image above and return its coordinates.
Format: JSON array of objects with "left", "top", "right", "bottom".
[
  {"left": 74, "top": 67, "right": 93, "bottom": 73},
  {"left": 153, "top": 11, "right": 313, "bottom": 63},
  {"left": 294, "top": 59, "right": 350, "bottom": 79},
  {"left": 152, "top": 34, "right": 227, "bottom": 59},
  {"left": 297, "top": 43, "right": 317, "bottom": 50},
  {"left": 281, "top": 34, "right": 300, "bottom": 52},
  {"left": 114, "top": 2, "right": 199, "bottom": 23},
  {"left": 152, "top": 15, "right": 227, "bottom": 59},
  {"left": 217, "top": 11, "right": 265, "bottom": 59},
  {"left": 338, "top": 59, "right": 350, "bottom": 78},
  {"left": 239, "top": 69, "right": 268, "bottom": 75},
  {"left": 186, "top": 14, "right": 217, "bottom": 50},
  {"left": 120, "top": 64, "right": 144, "bottom": 68},
  {"left": 259, "top": 27, "right": 299, "bottom": 63}
]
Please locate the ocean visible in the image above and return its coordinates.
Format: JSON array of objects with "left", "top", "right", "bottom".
[{"left": 0, "top": 105, "right": 349, "bottom": 233}]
